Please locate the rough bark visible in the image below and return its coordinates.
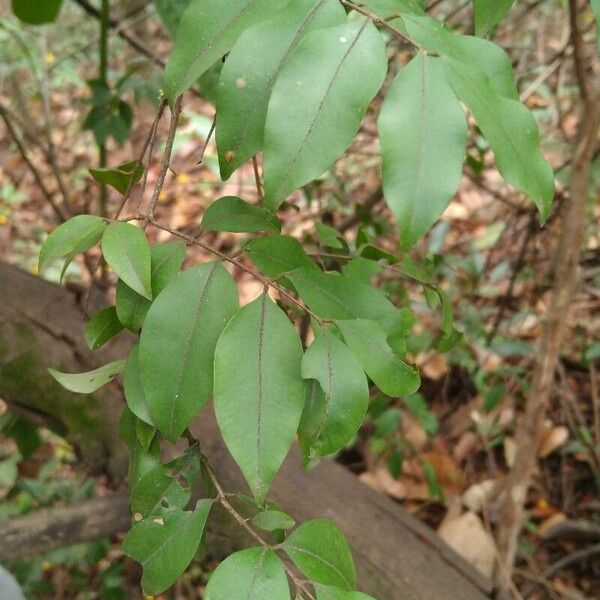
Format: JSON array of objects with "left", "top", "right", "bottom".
[{"left": 0, "top": 263, "right": 491, "bottom": 599}]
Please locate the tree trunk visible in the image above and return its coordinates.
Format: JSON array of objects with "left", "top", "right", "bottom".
[{"left": 0, "top": 263, "right": 491, "bottom": 599}]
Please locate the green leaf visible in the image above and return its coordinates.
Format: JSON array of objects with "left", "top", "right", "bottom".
[
  {"left": 122, "top": 500, "right": 212, "bottom": 595},
  {"left": 123, "top": 344, "right": 153, "bottom": 426},
  {"left": 283, "top": 519, "right": 356, "bottom": 590},
  {"left": 473, "top": 0, "right": 515, "bottom": 37},
  {"left": 216, "top": 0, "right": 345, "bottom": 179},
  {"left": 163, "top": 0, "right": 288, "bottom": 102},
  {"left": 251, "top": 509, "right": 295, "bottom": 532},
  {"left": 12, "top": 0, "right": 63, "bottom": 24},
  {"left": 316, "top": 221, "right": 345, "bottom": 249},
  {"left": 204, "top": 547, "right": 290, "bottom": 600},
  {"left": 287, "top": 267, "right": 398, "bottom": 329},
  {"left": 38, "top": 215, "right": 107, "bottom": 275},
  {"left": 84, "top": 306, "right": 125, "bottom": 350},
  {"left": 140, "top": 262, "right": 238, "bottom": 443},
  {"left": 49, "top": 360, "right": 126, "bottom": 394},
  {"left": 116, "top": 242, "right": 186, "bottom": 331},
  {"left": 245, "top": 235, "right": 315, "bottom": 281},
  {"left": 120, "top": 407, "right": 161, "bottom": 486},
  {"left": 89, "top": 160, "right": 143, "bottom": 194},
  {"left": 153, "top": 0, "right": 191, "bottom": 35},
  {"left": 102, "top": 222, "right": 153, "bottom": 300},
  {"left": 131, "top": 445, "right": 202, "bottom": 518},
  {"left": 317, "top": 586, "right": 376, "bottom": 600},
  {"left": 401, "top": 15, "right": 518, "bottom": 99},
  {"left": 443, "top": 56, "right": 554, "bottom": 221},
  {"left": 202, "top": 196, "right": 281, "bottom": 233},
  {"left": 263, "top": 18, "right": 387, "bottom": 210},
  {"left": 214, "top": 294, "right": 305, "bottom": 503},
  {"left": 403, "top": 393, "right": 438, "bottom": 436},
  {"left": 300, "top": 329, "right": 369, "bottom": 458},
  {"left": 379, "top": 51, "right": 467, "bottom": 250},
  {"left": 337, "top": 319, "right": 420, "bottom": 397}
]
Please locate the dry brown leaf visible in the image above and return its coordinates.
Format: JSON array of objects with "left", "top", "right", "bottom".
[
  {"left": 538, "top": 425, "right": 569, "bottom": 458},
  {"left": 504, "top": 436, "right": 517, "bottom": 468},
  {"left": 438, "top": 511, "right": 496, "bottom": 578},
  {"left": 462, "top": 480, "right": 498, "bottom": 513},
  {"left": 538, "top": 512, "right": 568, "bottom": 537},
  {"left": 453, "top": 431, "right": 480, "bottom": 463}
]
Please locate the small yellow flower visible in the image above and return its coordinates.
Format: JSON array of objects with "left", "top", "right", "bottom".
[
  {"left": 536, "top": 498, "right": 549, "bottom": 511},
  {"left": 0, "top": 214, "right": 7, "bottom": 225},
  {"left": 44, "top": 51, "right": 56, "bottom": 65},
  {"left": 42, "top": 561, "right": 53, "bottom": 572},
  {"left": 177, "top": 173, "right": 190, "bottom": 185}
]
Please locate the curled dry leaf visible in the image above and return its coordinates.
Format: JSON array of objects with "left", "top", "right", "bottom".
[
  {"left": 538, "top": 425, "right": 569, "bottom": 458},
  {"left": 462, "top": 479, "right": 498, "bottom": 513}
]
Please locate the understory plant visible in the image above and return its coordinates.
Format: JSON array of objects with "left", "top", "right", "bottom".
[{"left": 16, "top": 0, "right": 556, "bottom": 597}]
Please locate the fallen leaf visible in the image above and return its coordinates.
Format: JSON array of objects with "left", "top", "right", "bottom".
[
  {"left": 538, "top": 425, "right": 569, "bottom": 458},
  {"left": 438, "top": 511, "right": 496, "bottom": 578},
  {"left": 462, "top": 480, "right": 498, "bottom": 513}
]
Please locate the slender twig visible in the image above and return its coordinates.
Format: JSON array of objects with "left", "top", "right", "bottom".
[
  {"left": 0, "top": 106, "right": 68, "bottom": 222},
  {"left": 568, "top": 0, "right": 591, "bottom": 106},
  {"left": 97, "top": 0, "right": 110, "bottom": 221},
  {"left": 146, "top": 218, "right": 325, "bottom": 323},
  {"left": 340, "top": 0, "right": 418, "bottom": 47},
  {"left": 40, "top": 32, "right": 73, "bottom": 214},
  {"left": 197, "top": 114, "right": 216, "bottom": 165},
  {"left": 142, "top": 95, "right": 183, "bottom": 228},
  {"left": 197, "top": 449, "right": 316, "bottom": 600},
  {"left": 252, "top": 155, "right": 264, "bottom": 205}
]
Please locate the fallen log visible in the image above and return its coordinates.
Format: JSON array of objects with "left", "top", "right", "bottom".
[{"left": 0, "top": 263, "right": 492, "bottom": 599}]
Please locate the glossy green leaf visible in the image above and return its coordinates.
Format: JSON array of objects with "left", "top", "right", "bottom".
[
  {"left": 122, "top": 500, "right": 212, "bottom": 595},
  {"left": 153, "top": 0, "right": 191, "bottom": 35},
  {"left": 245, "top": 235, "right": 315, "bottom": 281},
  {"left": 89, "top": 160, "right": 143, "bottom": 194},
  {"left": 116, "top": 242, "right": 186, "bottom": 331},
  {"left": 317, "top": 586, "right": 376, "bottom": 600},
  {"left": 300, "top": 329, "right": 369, "bottom": 457},
  {"left": 337, "top": 319, "right": 420, "bottom": 396},
  {"left": 216, "top": 0, "right": 345, "bottom": 179},
  {"left": 202, "top": 196, "right": 281, "bottom": 233},
  {"left": 263, "top": 18, "right": 387, "bottom": 210},
  {"left": 102, "top": 222, "right": 153, "bottom": 300},
  {"left": 38, "top": 215, "right": 107, "bottom": 275},
  {"left": 140, "top": 262, "right": 238, "bottom": 443},
  {"left": 214, "top": 294, "right": 305, "bottom": 503},
  {"left": 84, "top": 306, "right": 125, "bottom": 350},
  {"left": 163, "top": 0, "right": 288, "bottom": 102},
  {"left": 12, "top": 0, "right": 63, "bottom": 24},
  {"left": 131, "top": 445, "right": 202, "bottom": 518},
  {"left": 283, "top": 519, "right": 356, "bottom": 590},
  {"left": 252, "top": 509, "right": 295, "bottom": 532},
  {"left": 316, "top": 221, "right": 345, "bottom": 249},
  {"left": 379, "top": 52, "right": 467, "bottom": 250},
  {"left": 135, "top": 419, "right": 156, "bottom": 451},
  {"left": 120, "top": 407, "right": 161, "bottom": 486},
  {"left": 443, "top": 56, "right": 554, "bottom": 221},
  {"left": 403, "top": 393, "right": 438, "bottom": 436},
  {"left": 123, "top": 344, "right": 153, "bottom": 425},
  {"left": 473, "top": 0, "right": 515, "bottom": 37},
  {"left": 287, "top": 267, "right": 398, "bottom": 329},
  {"left": 401, "top": 15, "right": 518, "bottom": 99},
  {"left": 49, "top": 360, "right": 126, "bottom": 394},
  {"left": 204, "top": 547, "right": 290, "bottom": 600}
]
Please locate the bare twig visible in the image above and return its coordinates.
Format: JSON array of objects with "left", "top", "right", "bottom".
[
  {"left": 142, "top": 95, "right": 183, "bottom": 228},
  {"left": 252, "top": 155, "right": 264, "bottom": 205},
  {"left": 0, "top": 105, "right": 68, "bottom": 222},
  {"left": 197, "top": 114, "right": 216, "bottom": 165},
  {"left": 146, "top": 218, "right": 326, "bottom": 323}
]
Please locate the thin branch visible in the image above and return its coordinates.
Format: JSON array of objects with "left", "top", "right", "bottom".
[
  {"left": 194, "top": 442, "right": 316, "bottom": 600},
  {"left": 0, "top": 105, "right": 68, "bottom": 222},
  {"left": 568, "top": 0, "right": 591, "bottom": 106},
  {"left": 340, "top": 0, "right": 418, "bottom": 47},
  {"left": 252, "top": 155, "right": 264, "bottom": 206},
  {"left": 142, "top": 95, "right": 183, "bottom": 228},
  {"left": 146, "top": 218, "right": 326, "bottom": 323},
  {"left": 197, "top": 114, "right": 216, "bottom": 165}
]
